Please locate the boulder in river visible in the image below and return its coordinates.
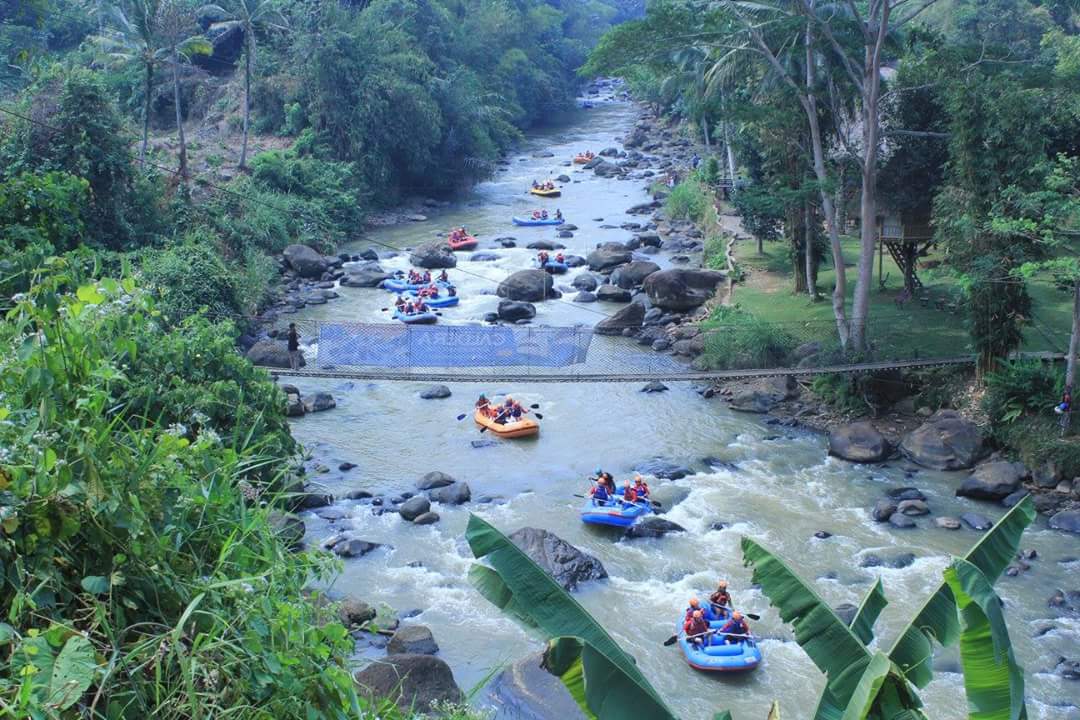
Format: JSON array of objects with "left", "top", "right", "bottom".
[
  {"left": 828, "top": 422, "right": 890, "bottom": 463},
  {"left": 586, "top": 242, "right": 633, "bottom": 271},
  {"left": 960, "top": 512, "right": 992, "bottom": 531},
  {"left": 417, "top": 471, "right": 455, "bottom": 490},
  {"left": 508, "top": 527, "right": 607, "bottom": 591},
  {"left": 573, "top": 291, "right": 597, "bottom": 303},
  {"left": 354, "top": 654, "right": 464, "bottom": 713},
  {"left": 610, "top": 261, "right": 661, "bottom": 289},
  {"left": 899, "top": 409, "right": 985, "bottom": 470},
  {"left": 429, "top": 481, "right": 471, "bottom": 505},
  {"left": 419, "top": 385, "right": 452, "bottom": 400},
  {"left": 387, "top": 625, "right": 440, "bottom": 656},
  {"left": 624, "top": 516, "right": 686, "bottom": 539},
  {"left": 246, "top": 339, "right": 303, "bottom": 369},
  {"left": 343, "top": 268, "right": 392, "bottom": 287},
  {"left": 889, "top": 513, "right": 917, "bottom": 529},
  {"left": 488, "top": 654, "right": 587, "bottom": 720},
  {"left": 304, "top": 392, "right": 336, "bottom": 413},
  {"left": 594, "top": 302, "right": 646, "bottom": 335},
  {"left": 729, "top": 376, "right": 798, "bottom": 413},
  {"left": 633, "top": 458, "right": 692, "bottom": 480},
  {"left": 498, "top": 300, "right": 537, "bottom": 322},
  {"left": 642, "top": 269, "right": 726, "bottom": 311},
  {"left": 572, "top": 273, "right": 599, "bottom": 291},
  {"left": 413, "top": 511, "right": 440, "bottom": 525},
  {"left": 338, "top": 596, "right": 376, "bottom": 627},
  {"left": 399, "top": 496, "right": 431, "bottom": 521},
  {"left": 283, "top": 244, "right": 329, "bottom": 278},
  {"left": 409, "top": 242, "right": 457, "bottom": 269},
  {"left": 596, "top": 284, "right": 632, "bottom": 303},
  {"left": 956, "top": 460, "right": 1027, "bottom": 501},
  {"left": 332, "top": 538, "right": 382, "bottom": 558},
  {"left": 871, "top": 499, "right": 898, "bottom": 522},
  {"left": 497, "top": 270, "right": 554, "bottom": 302},
  {"left": 1049, "top": 511, "right": 1080, "bottom": 535}
]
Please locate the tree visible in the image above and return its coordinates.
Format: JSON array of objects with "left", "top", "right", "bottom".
[
  {"left": 197, "top": 0, "right": 287, "bottom": 169},
  {"left": 157, "top": 0, "right": 211, "bottom": 180}
]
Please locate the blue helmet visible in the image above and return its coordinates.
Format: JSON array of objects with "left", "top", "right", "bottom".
[{"left": 594, "top": 467, "right": 603, "bottom": 475}]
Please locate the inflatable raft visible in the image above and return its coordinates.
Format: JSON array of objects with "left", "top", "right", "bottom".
[
  {"left": 474, "top": 408, "right": 539, "bottom": 438},
  {"left": 580, "top": 497, "right": 651, "bottom": 528},
  {"left": 407, "top": 292, "right": 458, "bottom": 308},
  {"left": 512, "top": 216, "right": 565, "bottom": 226},
  {"left": 393, "top": 308, "right": 437, "bottom": 325},
  {"left": 677, "top": 632, "right": 761, "bottom": 673},
  {"left": 448, "top": 235, "right": 478, "bottom": 251},
  {"left": 530, "top": 186, "right": 561, "bottom": 198},
  {"left": 381, "top": 277, "right": 452, "bottom": 293},
  {"left": 543, "top": 260, "right": 568, "bottom": 274},
  {"left": 573, "top": 154, "right": 594, "bottom": 164}
]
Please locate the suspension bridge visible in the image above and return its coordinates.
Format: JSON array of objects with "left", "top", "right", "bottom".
[{"left": 246, "top": 319, "right": 1044, "bottom": 383}]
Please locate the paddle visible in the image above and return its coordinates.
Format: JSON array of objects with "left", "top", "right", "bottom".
[
  {"left": 711, "top": 603, "right": 760, "bottom": 621},
  {"left": 572, "top": 492, "right": 659, "bottom": 510},
  {"left": 663, "top": 630, "right": 754, "bottom": 647}
]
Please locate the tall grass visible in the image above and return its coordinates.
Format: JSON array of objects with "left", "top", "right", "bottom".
[{"left": 698, "top": 305, "right": 795, "bottom": 369}]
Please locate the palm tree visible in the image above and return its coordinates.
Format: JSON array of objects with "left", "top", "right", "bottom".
[
  {"left": 91, "top": 0, "right": 166, "bottom": 164},
  {"left": 158, "top": 0, "right": 211, "bottom": 180},
  {"left": 197, "top": 0, "right": 286, "bottom": 169}
]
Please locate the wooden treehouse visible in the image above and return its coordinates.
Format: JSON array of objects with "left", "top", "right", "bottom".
[{"left": 876, "top": 210, "right": 934, "bottom": 296}]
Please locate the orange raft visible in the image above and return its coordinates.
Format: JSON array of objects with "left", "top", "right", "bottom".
[{"left": 474, "top": 408, "right": 540, "bottom": 438}]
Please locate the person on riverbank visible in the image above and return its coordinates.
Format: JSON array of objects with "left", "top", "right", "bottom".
[
  {"left": 684, "top": 610, "right": 711, "bottom": 648},
  {"left": 718, "top": 612, "right": 750, "bottom": 644},
  {"left": 287, "top": 323, "right": 301, "bottom": 370},
  {"left": 1055, "top": 386, "right": 1072, "bottom": 414}
]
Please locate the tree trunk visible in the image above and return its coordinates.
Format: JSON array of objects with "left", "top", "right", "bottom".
[
  {"left": 141, "top": 63, "right": 153, "bottom": 165},
  {"left": 701, "top": 114, "right": 710, "bottom": 150},
  {"left": 850, "top": 36, "right": 884, "bottom": 351},
  {"left": 791, "top": 206, "right": 808, "bottom": 294},
  {"left": 239, "top": 29, "right": 252, "bottom": 170},
  {"left": 172, "top": 47, "right": 188, "bottom": 180},
  {"left": 805, "top": 201, "right": 817, "bottom": 298},
  {"left": 1068, "top": 279, "right": 1080, "bottom": 390}
]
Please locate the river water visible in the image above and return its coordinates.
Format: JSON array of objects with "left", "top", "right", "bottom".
[{"left": 283, "top": 99, "right": 1080, "bottom": 720}]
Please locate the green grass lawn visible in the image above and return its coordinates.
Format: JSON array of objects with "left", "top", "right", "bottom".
[{"left": 731, "top": 236, "right": 1074, "bottom": 360}]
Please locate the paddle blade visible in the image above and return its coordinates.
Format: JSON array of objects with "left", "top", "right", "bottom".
[
  {"left": 479, "top": 425, "right": 488, "bottom": 433},
  {"left": 456, "top": 414, "right": 467, "bottom": 421},
  {"left": 663, "top": 635, "right": 679, "bottom": 647},
  {"left": 530, "top": 404, "right": 540, "bottom": 409},
  {"left": 533, "top": 413, "right": 543, "bottom": 420}
]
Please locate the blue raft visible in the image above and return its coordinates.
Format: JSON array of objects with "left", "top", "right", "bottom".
[
  {"left": 579, "top": 497, "right": 651, "bottom": 528},
  {"left": 381, "top": 277, "right": 452, "bottom": 293},
  {"left": 512, "top": 216, "right": 565, "bottom": 227},
  {"left": 393, "top": 308, "right": 437, "bottom": 325},
  {"left": 543, "top": 261, "right": 569, "bottom": 274},
  {"left": 677, "top": 630, "right": 761, "bottom": 673},
  {"left": 407, "top": 292, "right": 459, "bottom": 308}
]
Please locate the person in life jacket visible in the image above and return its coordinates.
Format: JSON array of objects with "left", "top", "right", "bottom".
[
  {"left": 438, "top": 270, "right": 449, "bottom": 282},
  {"left": 555, "top": 252, "right": 565, "bottom": 263},
  {"left": 683, "top": 597, "right": 702, "bottom": 622},
  {"left": 541, "top": 209, "right": 549, "bottom": 219},
  {"left": 596, "top": 471, "right": 616, "bottom": 496},
  {"left": 590, "top": 481, "right": 611, "bottom": 504},
  {"left": 632, "top": 475, "right": 650, "bottom": 502},
  {"left": 1056, "top": 386, "right": 1072, "bottom": 414},
  {"left": 684, "top": 610, "right": 711, "bottom": 648},
  {"left": 718, "top": 612, "right": 750, "bottom": 644},
  {"left": 555, "top": 209, "right": 563, "bottom": 220},
  {"left": 422, "top": 270, "right": 432, "bottom": 283},
  {"left": 394, "top": 296, "right": 406, "bottom": 310},
  {"left": 537, "top": 251, "right": 550, "bottom": 266},
  {"left": 708, "top": 578, "right": 734, "bottom": 617},
  {"left": 414, "top": 299, "right": 428, "bottom": 313},
  {"left": 447, "top": 285, "right": 457, "bottom": 297},
  {"left": 621, "top": 481, "right": 637, "bottom": 504},
  {"left": 407, "top": 270, "right": 418, "bottom": 284}
]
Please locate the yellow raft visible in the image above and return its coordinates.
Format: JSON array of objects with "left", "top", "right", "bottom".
[
  {"left": 530, "top": 186, "right": 562, "bottom": 198},
  {"left": 474, "top": 408, "right": 540, "bottom": 438}
]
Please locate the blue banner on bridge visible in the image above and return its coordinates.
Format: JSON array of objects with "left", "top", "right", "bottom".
[{"left": 316, "top": 323, "right": 593, "bottom": 368}]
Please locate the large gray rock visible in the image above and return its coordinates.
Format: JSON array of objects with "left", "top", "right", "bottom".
[
  {"left": 610, "top": 261, "right": 661, "bottom": 289},
  {"left": 572, "top": 273, "right": 599, "bottom": 291},
  {"left": 283, "top": 244, "right": 329, "bottom": 278},
  {"left": 488, "top": 654, "right": 587, "bottom": 720},
  {"left": 872, "top": 499, "right": 898, "bottom": 522},
  {"left": 399, "top": 496, "right": 431, "bottom": 521},
  {"left": 268, "top": 511, "right": 305, "bottom": 550},
  {"left": 957, "top": 461, "right": 1027, "bottom": 501},
  {"left": 828, "top": 422, "right": 890, "bottom": 463},
  {"left": 642, "top": 269, "right": 726, "bottom": 311},
  {"left": 338, "top": 597, "right": 376, "bottom": 627},
  {"left": 387, "top": 625, "right": 439, "bottom": 656},
  {"left": 1049, "top": 511, "right": 1080, "bottom": 535},
  {"left": 246, "top": 339, "right": 304, "bottom": 368},
  {"left": 498, "top": 300, "right": 537, "bottom": 322},
  {"left": 417, "top": 471, "right": 455, "bottom": 490},
  {"left": 508, "top": 527, "right": 608, "bottom": 591},
  {"left": 304, "top": 392, "right": 336, "bottom": 413},
  {"left": 900, "top": 410, "right": 985, "bottom": 470},
  {"left": 594, "top": 302, "right": 646, "bottom": 335},
  {"left": 419, "top": 385, "right": 452, "bottom": 400},
  {"left": 354, "top": 654, "right": 464, "bottom": 713},
  {"left": 633, "top": 458, "right": 691, "bottom": 479},
  {"left": 624, "top": 516, "right": 685, "bottom": 539},
  {"left": 429, "top": 481, "right": 471, "bottom": 505},
  {"left": 586, "top": 242, "right": 633, "bottom": 272},
  {"left": 497, "top": 270, "right": 554, "bottom": 302},
  {"left": 729, "top": 376, "right": 799, "bottom": 413},
  {"left": 409, "top": 243, "right": 457, "bottom": 269},
  {"left": 596, "top": 284, "right": 632, "bottom": 303},
  {"left": 343, "top": 268, "right": 392, "bottom": 287}
]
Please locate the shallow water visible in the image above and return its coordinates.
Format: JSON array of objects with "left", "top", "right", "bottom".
[{"left": 284, "top": 100, "right": 1080, "bottom": 720}]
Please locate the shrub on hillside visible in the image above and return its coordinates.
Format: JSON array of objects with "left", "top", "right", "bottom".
[
  {"left": 664, "top": 178, "right": 709, "bottom": 222},
  {"left": 142, "top": 236, "right": 243, "bottom": 324},
  {"left": 982, "top": 360, "right": 1062, "bottom": 426},
  {"left": 0, "top": 272, "right": 351, "bottom": 717},
  {"left": 699, "top": 306, "right": 795, "bottom": 369}
]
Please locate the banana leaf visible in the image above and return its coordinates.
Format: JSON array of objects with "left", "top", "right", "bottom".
[
  {"left": 886, "top": 496, "right": 1035, "bottom": 688},
  {"left": 943, "top": 559, "right": 1028, "bottom": 720},
  {"left": 465, "top": 514, "right": 679, "bottom": 720},
  {"left": 741, "top": 537, "right": 873, "bottom": 710},
  {"left": 837, "top": 651, "right": 926, "bottom": 720}
]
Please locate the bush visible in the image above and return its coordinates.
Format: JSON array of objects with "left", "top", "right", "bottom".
[
  {"left": 994, "top": 415, "right": 1080, "bottom": 479},
  {"left": 0, "top": 273, "right": 357, "bottom": 718},
  {"left": 664, "top": 178, "right": 709, "bottom": 222},
  {"left": 142, "top": 236, "right": 243, "bottom": 324},
  {"left": 698, "top": 306, "right": 795, "bottom": 369},
  {"left": 982, "top": 360, "right": 1062, "bottom": 426}
]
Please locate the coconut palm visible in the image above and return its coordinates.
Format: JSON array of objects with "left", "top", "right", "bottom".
[
  {"left": 93, "top": 0, "right": 210, "bottom": 178},
  {"left": 197, "top": 0, "right": 286, "bottom": 169}
]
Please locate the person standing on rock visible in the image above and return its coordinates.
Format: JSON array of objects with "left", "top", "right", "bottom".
[{"left": 287, "top": 323, "right": 301, "bottom": 371}]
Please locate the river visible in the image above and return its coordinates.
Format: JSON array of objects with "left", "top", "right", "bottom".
[{"left": 282, "top": 97, "right": 1080, "bottom": 720}]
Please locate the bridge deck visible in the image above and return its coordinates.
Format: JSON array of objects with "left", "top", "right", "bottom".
[{"left": 258, "top": 355, "right": 980, "bottom": 383}]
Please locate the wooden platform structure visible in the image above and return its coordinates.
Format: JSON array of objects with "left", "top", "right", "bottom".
[{"left": 877, "top": 210, "right": 934, "bottom": 294}]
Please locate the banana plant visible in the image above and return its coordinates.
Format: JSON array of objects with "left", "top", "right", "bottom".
[{"left": 743, "top": 495, "right": 1035, "bottom": 720}]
